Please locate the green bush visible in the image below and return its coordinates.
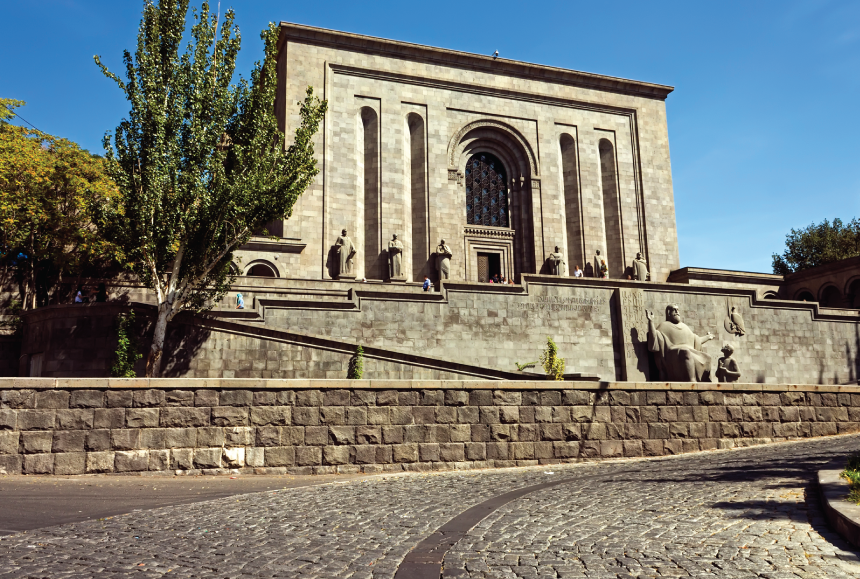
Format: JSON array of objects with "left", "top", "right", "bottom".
[
  {"left": 539, "top": 336, "right": 565, "bottom": 381},
  {"left": 348, "top": 345, "right": 364, "bottom": 379},
  {"left": 111, "top": 309, "right": 142, "bottom": 378},
  {"left": 841, "top": 453, "right": 860, "bottom": 504}
]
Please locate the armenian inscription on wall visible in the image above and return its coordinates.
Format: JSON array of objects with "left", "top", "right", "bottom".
[
  {"left": 619, "top": 288, "right": 651, "bottom": 381},
  {"left": 516, "top": 295, "right": 607, "bottom": 318}
]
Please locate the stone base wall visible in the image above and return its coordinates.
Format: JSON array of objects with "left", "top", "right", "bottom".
[{"left": 1, "top": 379, "right": 859, "bottom": 476}]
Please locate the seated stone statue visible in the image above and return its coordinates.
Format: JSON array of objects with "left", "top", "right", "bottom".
[
  {"left": 715, "top": 343, "right": 741, "bottom": 383},
  {"left": 646, "top": 304, "right": 715, "bottom": 382}
]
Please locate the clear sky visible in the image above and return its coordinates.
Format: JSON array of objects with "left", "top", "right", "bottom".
[{"left": 2, "top": 0, "right": 858, "bottom": 274}]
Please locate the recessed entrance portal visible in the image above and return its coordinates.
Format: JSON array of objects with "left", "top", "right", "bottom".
[{"left": 477, "top": 252, "right": 501, "bottom": 283}]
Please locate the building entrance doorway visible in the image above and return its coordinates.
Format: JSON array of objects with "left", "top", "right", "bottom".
[{"left": 477, "top": 252, "right": 501, "bottom": 283}]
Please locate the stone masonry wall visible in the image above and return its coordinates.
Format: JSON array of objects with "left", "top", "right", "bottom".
[{"left": 1, "top": 379, "right": 859, "bottom": 476}]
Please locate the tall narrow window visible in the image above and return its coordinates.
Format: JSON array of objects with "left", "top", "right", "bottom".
[
  {"left": 407, "top": 113, "right": 427, "bottom": 280},
  {"left": 599, "top": 139, "right": 622, "bottom": 278},
  {"left": 465, "top": 153, "right": 508, "bottom": 227},
  {"left": 360, "top": 107, "right": 380, "bottom": 278},
  {"left": 560, "top": 134, "right": 583, "bottom": 267}
]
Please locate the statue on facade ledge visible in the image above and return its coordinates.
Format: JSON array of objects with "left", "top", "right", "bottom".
[
  {"left": 436, "top": 239, "right": 452, "bottom": 280},
  {"left": 632, "top": 252, "right": 649, "bottom": 281},
  {"left": 645, "top": 304, "right": 715, "bottom": 382},
  {"left": 335, "top": 229, "right": 357, "bottom": 279},
  {"left": 388, "top": 234, "right": 405, "bottom": 281},
  {"left": 548, "top": 246, "right": 566, "bottom": 276}
]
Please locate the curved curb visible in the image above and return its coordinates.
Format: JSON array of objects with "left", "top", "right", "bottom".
[{"left": 819, "top": 469, "right": 860, "bottom": 549}]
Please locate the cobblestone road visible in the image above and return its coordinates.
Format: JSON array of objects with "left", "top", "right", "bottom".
[{"left": 0, "top": 436, "right": 859, "bottom": 578}]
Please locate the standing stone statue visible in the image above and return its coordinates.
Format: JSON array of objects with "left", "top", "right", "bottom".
[
  {"left": 645, "top": 304, "right": 716, "bottom": 382},
  {"left": 388, "top": 234, "right": 405, "bottom": 281},
  {"left": 593, "top": 249, "right": 606, "bottom": 278},
  {"left": 632, "top": 252, "right": 649, "bottom": 281},
  {"left": 436, "top": 239, "right": 453, "bottom": 280},
  {"left": 548, "top": 246, "right": 566, "bottom": 276},
  {"left": 715, "top": 343, "right": 741, "bottom": 383},
  {"left": 335, "top": 229, "right": 357, "bottom": 279}
]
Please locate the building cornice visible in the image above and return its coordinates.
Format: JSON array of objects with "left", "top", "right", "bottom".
[{"left": 279, "top": 22, "right": 675, "bottom": 101}]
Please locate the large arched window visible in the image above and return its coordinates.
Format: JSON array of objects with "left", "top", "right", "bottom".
[{"left": 465, "top": 153, "right": 509, "bottom": 227}]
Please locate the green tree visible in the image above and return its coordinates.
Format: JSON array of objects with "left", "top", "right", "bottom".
[
  {"left": 0, "top": 116, "right": 120, "bottom": 309},
  {"left": 347, "top": 345, "right": 364, "bottom": 379},
  {"left": 772, "top": 218, "right": 860, "bottom": 275},
  {"left": 93, "top": 1, "right": 327, "bottom": 376},
  {"left": 0, "top": 99, "right": 26, "bottom": 123},
  {"left": 111, "top": 309, "right": 142, "bottom": 377},
  {"left": 540, "top": 336, "right": 565, "bottom": 381}
]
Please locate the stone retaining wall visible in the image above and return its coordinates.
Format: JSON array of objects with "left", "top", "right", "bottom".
[{"left": 1, "top": 379, "right": 859, "bottom": 476}]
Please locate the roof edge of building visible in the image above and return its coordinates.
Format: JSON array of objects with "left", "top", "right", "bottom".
[{"left": 279, "top": 22, "right": 675, "bottom": 100}]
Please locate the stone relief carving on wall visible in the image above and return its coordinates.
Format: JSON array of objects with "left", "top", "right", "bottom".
[
  {"left": 723, "top": 301, "right": 746, "bottom": 336},
  {"left": 645, "top": 304, "right": 716, "bottom": 382},
  {"left": 333, "top": 229, "right": 357, "bottom": 279},
  {"left": 436, "top": 239, "right": 453, "bottom": 280},
  {"left": 388, "top": 234, "right": 405, "bottom": 281}
]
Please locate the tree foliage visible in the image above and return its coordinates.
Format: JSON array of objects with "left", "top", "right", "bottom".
[
  {"left": 540, "top": 336, "right": 565, "bottom": 381},
  {"left": 93, "top": 0, "right": 327, "bottom": 376},
  {"left": 772, "top": 217, "right": 860, "bottom": 275},
  {"left": 0, "top": 98, "right": 26, "bottom": 123},
  {"left": 111, "top": 309, "right": 142, "bottom": 377},
  {"left": 0, "top": 118, "right": 120, "bottom": 309}
]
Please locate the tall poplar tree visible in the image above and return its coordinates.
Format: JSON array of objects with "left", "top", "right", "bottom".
[{"left": 94, "top": 1, "right": 326, "bottom": 376}]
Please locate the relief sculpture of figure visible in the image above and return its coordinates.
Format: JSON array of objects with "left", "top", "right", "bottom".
[
  {"left": 335, "top": 229, "right": 357, "bottom": 278},
  {"left": 593, "top": 249, "right": 603, "bottom": 278},
  {"left": 645, "top": 304, "right": 716, "bottom": 382},
  {"left": 548, "top": 246, "right": 566, "bottom": 276},
  {"left": 436, "top": 239, "right": 453, "bottom": 280},
  {"left": 388, "top": 234, "right": 405, "bottom": 280},
  {"left": 632, "top": 252, "right": 649, "bottom": 281},
  {"left": 715, "top": 343, "right": 742, "bottom": 383}
]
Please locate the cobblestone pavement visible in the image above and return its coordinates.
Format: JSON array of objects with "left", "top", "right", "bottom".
[{"left": 0, "top": 436, "right": 858, "bottom": 578}]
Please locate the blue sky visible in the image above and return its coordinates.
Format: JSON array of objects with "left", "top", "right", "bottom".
[{"left": 2, "top": 0, "right": 858, "bottom": 273}]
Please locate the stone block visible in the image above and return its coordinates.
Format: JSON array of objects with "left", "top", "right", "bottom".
[
  {"left": 305, "top": 426, "right": 329, "bottom": 446},
  {"left": 211, "top": 407, "right": 249, "bottom": 427},
  {"left": 86, "top": 451, "right": 115, "bottom": 473},
  {"left": 470, "top": 424, "right": 489, "bottom": 442},
  {"left": 465, "top": 442, "right": 486, "bottom": 460},
  {"left": 469, "top": 390, "right": 492, "bottom": 406},
  {"left": 436, "top": 407, "right": 457, "bottom": 424},
  {"left": 418, "top": 390, "right": 441, "bottom": 406},
  {"left": 54, "top": 452, "right": 86, "bottom": 475},
  {"left": 419, "top": 443, "right": 440, "bottom": 461},
  {"left": 148, "top": 449, "right": 170, "bottom": 471},
  {"left": 195, "top": 390, "right": 218, "bottom": 407},
  {"left": 779, "top": 407, "right": 799, "bottom": 422},
  {"left": 350, "top": 390, "right": 376, "bottom": 406},
  {"left": 449, "top": 424, "right": 471, "bottom": 442},
  {"left": 390, "top": 407, "right": 414, "bottom": 425},
  {"left": 404, "top": 425, "right": 428, "bottom": 443},
  {"left": 721, "top": 423, "right": 740, "bottom": 438},
  {"left": 412, "top": 406, "right": 435, "bottom": 424},
  {"left": 296, "top": 390, "right": 322, "bottom": 407},
  {"left": 133, "top": 390, "right": 165, "bottom": 407},
  {"left": 346, "top": 407, "right": 367, "bottom": 425},
  {"left": 225, "top": 427, "right": 253, "bottom": 447},
  {"left": 329, "top": 426, "right": 355, "bottom": 445},
  {"left": 812, "top": 422, "right": 837, "bottom": 437},
  {"left": 643, "top": 440, "right": 663, "bottom": 456},
  {"left": 838, "top": 393, "right": 852, "bottom": 407},
  {"left": 375, "top": 390, "right": 397, "bottom": 406},
  {"left": 610, "top": 406, "right": 627, "bottom": 423},
  {"left": 197, "top": 427, "right": 225, "bottom": 447},
  {"left": 584, "top": 423, "right": 607, "bottom": 440},
  {"left": 479, "top": 407, "right": 500, "bottom": 424},
  {"left": 518, "top": 423, "right": 538, "bottom": 441},
  {"left": 487, "top": 442, "right": 509, "bottom": 460},
  {"left": 218, "top": 390, "right": 252, "bottom": 406},
  {"left": 255, "top": 426, "right": 280, "bottom": 447},
  {"left": 115, "top": 450, "right": 149, "bottom": 472},
  {"left": 0, "top": 455, "right": 21, "bottom": 475},
  {"left": 86, "top": 429, "right": 110, "bottom": 451},
  {"left": 53, "top": 430, "right": 86, "bottom": 453},
  {"left": 445, "top": 391, "right": 469, "bottom": 407},
  {"left": 540, "top": 423, "right": 563, "bottom": 441},
  {"left": 773, "top": 423, "right": 798, "bottom": 437},
  {"left": 645, "top": 392, "right": 666, "bottom": 406},
  {"left": 320, "top": 389, "right": 349, "bottom": 406},
  {"left": 658, "top": 406, "right": 677, "bottom": 422},
  {"left": 281, "top": 426, "right": 304, "bottom": 446},
  {"left": 53, "top": 409, "right": 93, "bottom": 430},
  {"left": 21, "top": 431, "right": 53, "bottom": 454},
  {"left": 762, "top": 407, "right": 779, "bottom": 422},
  {"left": 93, "top": 408, "right": 125, "bottom": 429},
  {"left": 158, "top": 428, "right": 197, "bottom": 449},
  {"left": 106, "top": 390, "right": 133, "bottom": 408},
  {"left": 648, "top": 424, "right": 669, "bottom": 439},
  {"left": 23, "top": 453, "right": 54, "bottom": 474},
  {"left": 0, "top": 431, "right": 19, "bottom": 454},
  {"left": 18, "top": 410, "right": 55, "bottom": 430},
  {"left": 518, "top": 407, "right": 536, "bottom": 424},
  {"left": 126, "top": 408, "right": 159, "bottom": 428},
  {"left": 600, "top": 440, "right": 623, "bottom": 457},
  {"left": 352, "top": 445, "right": 376, "bottom": 464},
  {"left": 780, "top": 392, "right": 806, "bottom": 406},
  {"left": 293, "top": 407, "right": 320, "bottom": 426},
  {"left": 669, "top": 423, "right": 688, "bottom": 438},
  {"left": 1, "top": 389, "right": 34, "bottom": 409},
  {"left": 70, "top": 390, "right": 104, "bottom": 408},
  {"left": 553, "top": 441, "right": 580, "bottom": 458},
  {"left": 511, "top": 442, "right": 534, "bottom": 460},
  {"left": 222, "top": 447, "right": 245, "bottom": 468},
  {"left": 699, "top": 391, "right": 723, "bottom": 406},
  {"left": 170, "top": 448, "right": 193, "bottom": 470},
  {"left": 799, "top": 407, "right": 816, "bottom": 422},
  {"left": 164, "top": 390, "right": 194, "bottom": 407},
  {"left": 399, "top": 392, "right": 419, "bottom": 406},
  {"left": 499, "top": 406, "right": 519, "bottom": 424},
  {"left": 366, "top": 407, "right": 389, "bottom": 425},
  {"left": 569, "top": 406, "right": 592, "bottom": 423},
  {"left": 664, "top": 440, "right": 683, "bottom": 455},
  {"left": 428, "top": 425, "right": 451, "bottom": 443},
  {"left": 708, "top": 406, "right": 727, "bottom": 422},
  {"left": 608, "top": 391, "right": 631, "bottom": 406},
  {"left": 356, "top": 426, "right": 381, "bottom": 445},
  {"left": 0, "top": 409, "right": 15, "bottom": 430},
  {"left": 251, "top": 406, "right": 291, "bottom": 426},
  {"left": 321, "top": 445, "right": 348, "bottom": 465},
  {"left": 295, "top": 446, "right": 321, "bottom": 466},
  {"left": 193, "top": 448, "right": 222, "bottom": 468},
  {"left": 111, "top": 429, "right": 140, "bottom": 451},
  {"left": 743, "top": 407, "right": 763, "bottom": 422},
  {"left": 35, "top": 390, "right": 69, "bottom": 409},
  {"left": 245, "top": 447, "right": 264, "bottom": 467},
  {"left": 490, "top": 424, "right": 511, "bottom": 441},
  {"left": 623, "top": 440, "right": 643, "bottom": 457},
  {"left": 161, "top": 407, "right": 210, "bottom": 428},
  {"left": 493, "top": 390, "right": 521, "bottom": 406},
  {"left": 382, "top": 426, "right": 404, "bottom": 444},
  {"left": 392, "top": 443, "right": 418, "bottom": 463},
  {"left": 439, "top": 443, "right": 465, "bottom": 462},
  {"left": 689, "top": 422, "right": 707, "bottom": 438}
]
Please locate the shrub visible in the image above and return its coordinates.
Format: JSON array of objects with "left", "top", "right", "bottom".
[
  {"left": 539, "top": 336, "right": 565, "bottom": 381},
  {"left": 348, "top": 345, "right": 364, "bottom": 379}
]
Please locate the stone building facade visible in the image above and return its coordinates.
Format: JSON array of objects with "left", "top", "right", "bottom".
[{"left": 234, "top": 23, "right": 679, "bottom": 284}]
